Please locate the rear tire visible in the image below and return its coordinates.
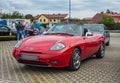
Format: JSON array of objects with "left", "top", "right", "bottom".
[
  {"left": 68, "top": 48, "right": 81, "bottom": 71},
  {"left": 96, "top": 43, "right": 105, "bottom": 58}
]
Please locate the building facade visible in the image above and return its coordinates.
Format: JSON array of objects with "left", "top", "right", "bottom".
[
  {"left": 35, "top": 14, "right": 68, "bottom": 24},
  {"left": 105, "top": 13, "right": 120, "bottom": 23},
  {"left": 92, "top": 12, "right": 120, "bottom": 23},
  {"left": 83, "top": 18, "right": 93, "bottom": 24}
]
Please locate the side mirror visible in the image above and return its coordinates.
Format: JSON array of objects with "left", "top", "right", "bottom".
[
  {"left": 105, "top": 30, "right": 109, "bottom": 33},
  {"left": 86, "top": 32, "right": 93, "bottom": 36}
]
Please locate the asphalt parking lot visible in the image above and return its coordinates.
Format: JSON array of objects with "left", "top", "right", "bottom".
[{"left": 0, "top": 33, "right": 120, "bottom": 83}]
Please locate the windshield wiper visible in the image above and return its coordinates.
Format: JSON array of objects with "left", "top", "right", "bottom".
[
  {"left": 56, "top": 33, "right": 74, "bottom": 36},
  {"left": 44, "top": 32, "right": 74, "bottom": 36}
]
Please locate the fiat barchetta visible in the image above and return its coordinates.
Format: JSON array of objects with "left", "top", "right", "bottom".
[{"left": 13, "top": 24, "right": 105, "bottom": 71}]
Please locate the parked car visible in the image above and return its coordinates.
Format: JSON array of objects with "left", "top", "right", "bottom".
[
  {"left": 13, "top": 24, "right": 105, "bottom": 71},
  {"left": 83, "top": 24, "right": 110, "bottom": 46},
  {"left": 0, "top": 25, "right": 17, "bottom": 40}
]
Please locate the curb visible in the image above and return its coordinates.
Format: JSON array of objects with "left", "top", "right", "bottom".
[{"left": 110, "top": 33, "right": 120, "bottom": 37}]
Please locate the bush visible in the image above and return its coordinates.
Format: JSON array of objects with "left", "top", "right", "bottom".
[
  {"left": 107, "top": 23, "right": 120, "bottom": 30},
  {"left": 113, "top": 23, "right": 120, "bottom": 30}
]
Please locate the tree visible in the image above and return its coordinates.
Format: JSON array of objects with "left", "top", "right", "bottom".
[
  {"left": 112, "top": 23, "right": 120, "bottom": 30},
  {"left": 80, "top": 19, "right": 88, "bottom": 24},
  {"left": 25, "top": 14, "right": 33, "bottom": 19},
  {"left": 100, "top": 15, "right": 115, "bottom": 25},
  {"left": 1, "top": 13, "right": 11, "bottom": 19},
  {"left": 1, "top": 11, "right": 24, "bottom": 19},
  {"left": 68, "top": 18, "right": 88, "bottom": 24},
  {"left": 100, "top": 15, "right": 115, "bottom": 30},
  {"left": 11, "top": 11, "right": 24, "bottom": 19},
  {"left": 106, "top": 9, "right": 111, "bottom": 13}
]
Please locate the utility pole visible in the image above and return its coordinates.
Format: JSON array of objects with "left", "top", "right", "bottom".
[
  {"left": 0, "top": 9, "right": 2, "bottom": 19},
  {"left": 69, "top": 0, "right": 71, "bottom": 19}
]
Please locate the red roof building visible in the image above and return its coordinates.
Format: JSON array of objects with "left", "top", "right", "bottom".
[
  {"left": 92, "top": 12, "right": 104, "bottom": 23},
  {"left": 83, "top": 18, "right": 93, "bottom": 23},
  {"left": 92, "top": 12, "right": 120, "bottom": 23},
  {"left": 41, "top": 14, "right": 68, "bottom": 19},
  {"left": 105, "top": 13, "right": 120, "bottom": 23},
  {"left": 34, "top": 13, "right": 68, "bottom": 24}
]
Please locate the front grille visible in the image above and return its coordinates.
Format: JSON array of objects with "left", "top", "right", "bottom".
[{"left": 20, "top": 51, "right": 42, "bottom": 54}]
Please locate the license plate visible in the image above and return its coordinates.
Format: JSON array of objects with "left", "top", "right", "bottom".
[{"left": 20, "top": 54, "right": 38, "bottom": 61}]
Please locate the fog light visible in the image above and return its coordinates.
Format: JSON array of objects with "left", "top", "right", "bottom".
[{"left": 51, "top": 61, "right": 58, "bottom": 65}]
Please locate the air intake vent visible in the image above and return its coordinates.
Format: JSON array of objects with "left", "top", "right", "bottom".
[{"left": 20, "top": 51, "right": 42, "bottom": 54}]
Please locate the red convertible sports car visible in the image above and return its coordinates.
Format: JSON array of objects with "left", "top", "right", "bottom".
[{"left": 13, "top": 24, "right": 105, "bottom": 71}]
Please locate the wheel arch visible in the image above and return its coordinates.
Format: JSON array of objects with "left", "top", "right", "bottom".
[
  {"left": 68, "top": 46, "right": 81, "bottom": 62},
  {"left": 68, "top": 46, "right": 82, "bottom": 71},
  {"left": 74, "top": 46, "right": 81, "bottom": 53},
  {"left": 101, "top": 36, "right": 105, "bottom": 45}
]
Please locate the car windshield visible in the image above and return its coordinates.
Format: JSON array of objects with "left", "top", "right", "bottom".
[
  {"left": 46, "top": 24, "right": 83, "bottom": 36},
  {"left": 83, "top": 24, "right": 104, "bottom": 34}
]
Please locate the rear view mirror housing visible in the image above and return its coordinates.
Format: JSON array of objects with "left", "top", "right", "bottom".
[{"left": 86, "top": 32, "right": 93, "bottom": 36}]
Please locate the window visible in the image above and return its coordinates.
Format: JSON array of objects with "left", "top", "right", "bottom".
[
  {"left": 54, "top": 19, "right": 56, "bottom": 22},
  {"left": 44, "top": 19, "right": 46, "bottom": 22},
  {"left": 40, "top": 19, "right": 42, "bottom": 22},
  {"left": 50, "top": 19, "right": 52, "bottom": 22}
]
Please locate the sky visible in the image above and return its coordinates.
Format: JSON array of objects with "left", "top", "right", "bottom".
[{"left": 0, "top": 0, "right": 120, "bottom": 19}]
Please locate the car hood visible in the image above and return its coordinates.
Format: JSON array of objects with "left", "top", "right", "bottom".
[
  {"left": 21, "top": 35, "right": 76, "bottom": 50},
  {"left": 28, "top": 35, "right": 72, "bottom": 44}
]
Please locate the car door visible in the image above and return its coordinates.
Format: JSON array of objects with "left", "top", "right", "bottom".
[
  {"left": 83, "top": 34, "right": 100, "bottom": 58},
  {"left": 81, "top": 28, "right": 95, "bottom": 59}
]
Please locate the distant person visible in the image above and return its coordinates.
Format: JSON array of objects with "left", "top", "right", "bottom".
[
  {"left": 16, "top": 21, "right": 24, "bottom": 40},
  {"left": 24, "top": 22, "right": 29, "bottom": 37},
  {"left": 28, "top": 20, "right": 35, "bottom": 36},
  {"left": 35, "top": 21, "right": 41, "bottom": 31},
  {"left": 34, "top": 21, "right": 41, "bottom": 35},
  {"left": 11, "top": 21, "right": 17, "bottom": 32}
]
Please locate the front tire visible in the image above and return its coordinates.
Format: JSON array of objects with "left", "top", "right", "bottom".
[
  {"left": 68, "top": 48, "right": 81, "bottom": 71},
  {"left": 96, "top": 43, "right": 105, "bottom": 58}
]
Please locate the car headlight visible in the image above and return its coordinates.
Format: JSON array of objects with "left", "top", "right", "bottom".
[
  {"left": 51, "top": 43, "right": 65, "bottom": 50},
  {"left": 14, "top": 40, "right": 22, "bottom": 48}
]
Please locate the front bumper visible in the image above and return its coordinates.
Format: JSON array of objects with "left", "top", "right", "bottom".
[{"left": 13, "top": 48, "right": 72, "bottom": 68}]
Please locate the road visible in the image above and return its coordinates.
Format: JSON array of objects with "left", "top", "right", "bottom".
[{"left": 0, "top": 35, "right": 120, "bottom": 83}]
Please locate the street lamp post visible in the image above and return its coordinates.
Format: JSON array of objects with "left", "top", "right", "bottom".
[
  {"left": 0, "top": 9, "right": 2, "bottom": 19},
  {"left": 69, "top": 0, "right": 71, "bottom": 19}
]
